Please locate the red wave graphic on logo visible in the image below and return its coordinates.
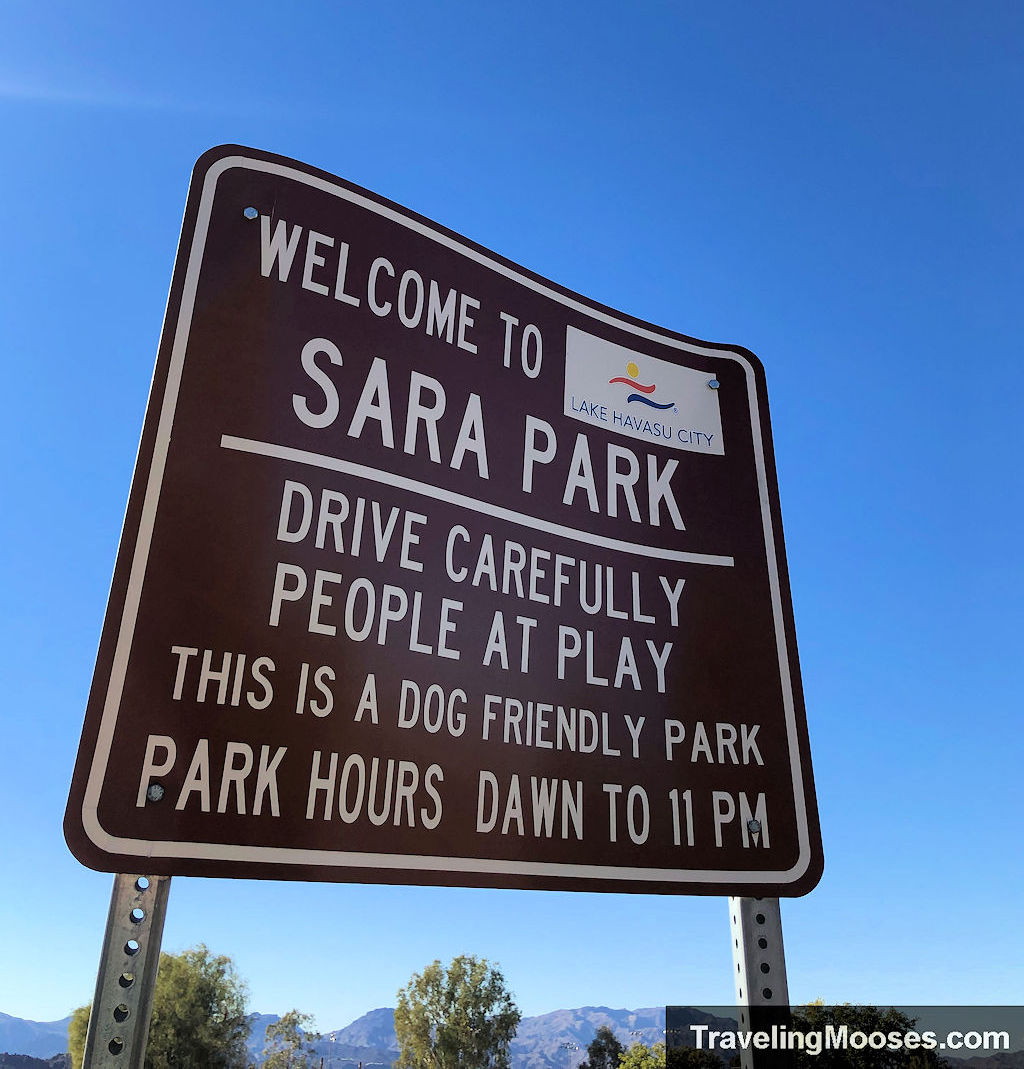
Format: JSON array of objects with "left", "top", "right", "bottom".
[{"left": 608, "top": 377, "right": 656, "bottom": 394}]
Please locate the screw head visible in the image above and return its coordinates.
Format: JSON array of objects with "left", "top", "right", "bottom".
[
  {"left": 146, "top": 783, "right": 165, "bottom": 802},
  {"left": 243, "top": 206, "right": 259, "bottom": 220},
  {"left": 707, "top": 378, "right": 720, "bottom": 390},
  {"left": 747, "top": 819, "right": 761, "bottom": 833}
]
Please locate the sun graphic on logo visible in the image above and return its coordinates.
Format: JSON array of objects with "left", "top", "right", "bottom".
[{"left": 608, "top": 360, "right": 677, "bottom": 411}]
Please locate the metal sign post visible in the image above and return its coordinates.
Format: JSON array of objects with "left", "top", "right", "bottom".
[
  {"left": 82, "top": 874, "right": 171, "bottom": 1069},
  {"left": 730, "top": 896, "right": 791, "bottom": 1069}
]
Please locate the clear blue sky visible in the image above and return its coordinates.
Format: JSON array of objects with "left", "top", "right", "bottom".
[{"left": 1, "top": 0, "right": 1022, "bottom": 1032}]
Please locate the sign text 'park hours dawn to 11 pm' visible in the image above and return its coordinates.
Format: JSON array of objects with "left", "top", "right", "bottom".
[{"left": 65, "top": 146, "right": 823, "bottom": 896}]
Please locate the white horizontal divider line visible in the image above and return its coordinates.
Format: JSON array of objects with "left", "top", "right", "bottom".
[{"left": 220, "top": 434, "right": 736, "bottom": 568}]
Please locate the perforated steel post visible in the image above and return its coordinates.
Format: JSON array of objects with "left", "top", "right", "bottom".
[
  {"left": 730, "top": 896, "right": 791, "bottom": 1069},
  {"left": 82, "top": 874, "right": 171, "bottom": 1069}
]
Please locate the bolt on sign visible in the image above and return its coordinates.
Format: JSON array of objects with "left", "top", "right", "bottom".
[{"left": 65, "top": 146, "right": 822, "bottom": 895}]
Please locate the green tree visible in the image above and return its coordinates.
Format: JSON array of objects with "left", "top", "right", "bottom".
[
  {"left": 787, "top": 1004, "right": 950, "bottom": 1069},
  {"left": 666, "top": 1045, "right": 725, "bottom": 1069},
  {"left": 581, "top": 1026, "right": 624, "bottom": 1069},
  {"left": 68, "top": 1004, "right": 90, "bottom": 1069},
  {"left": 68, "top": 944, "right": 250, "bottom": 1069},
  {"left": 263, "top": 1009, "right": 322, "bottom": 1068},
  {"left": 145, "top": 944, "right": 249, "bottom": 1068},
  {"left": 619, "top": 1040, "right": 666, "bottom": 1069},
  {"left": 394, "top": 955, "right": 521, "bottom": 1069}
]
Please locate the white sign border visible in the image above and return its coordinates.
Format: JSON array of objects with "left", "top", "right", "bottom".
[{"left": 80, "top": 151, "right": 814, "bottom": 888}]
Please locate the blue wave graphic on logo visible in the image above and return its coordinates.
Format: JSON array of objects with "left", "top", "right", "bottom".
[{"left": 627, "top": 393, "right": 675, "bottom": 410}]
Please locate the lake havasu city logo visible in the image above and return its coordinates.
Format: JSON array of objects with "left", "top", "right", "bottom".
[
  {"left": 563, "top": 326, "right": 725, "bottom": 455},
  {"left": 609, "top": 360, "right": 677, "bottom": 412}
]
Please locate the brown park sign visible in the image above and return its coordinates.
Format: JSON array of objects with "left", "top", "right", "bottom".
[{"left": 65, "top": 145, "right": 822, "bottom": 895}]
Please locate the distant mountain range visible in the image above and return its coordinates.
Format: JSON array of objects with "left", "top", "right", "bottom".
[
  {"left": 0, "top": 1013, "right": 74, "bottom": 1060},
  {"left": 2, "top": 1004, "right": 677, "bottom": 1065},
  {"left": 9, "top": 1004, "right": 1016, "bottom": 1069},
  {"left": 296, "top": 1005, "right": 678, "bottom": 1069},
  {"left": 0, "top": 1058, "right": 69, "bottom": 1069}
]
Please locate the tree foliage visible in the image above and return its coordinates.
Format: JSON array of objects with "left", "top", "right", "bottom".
[
  {"left": 263, "top": 1009, "right": 322, "bottom": 1068},
  {"left": 580, "top": 1026, "right": 624, "bottom": 1069},
  {"left": 787, "top": 1004, "right": 950, "bottom": 1069},
  {"left": 67, "top": 944, "right": 250, "bottom": 1069},
  {"left": 68, "top": 1004, "right": 90, "bottom": 1069},
  {"left": 619, "top": 1040, "right": 666, "bottom": 1069},
  {"left": 394, "top": 955, "right": 522, "bottom": 1069},
  {"left": 145, "top": 944, "right": 249, "bottom": 1068},
  {"left": 666, "top": 1044, "right": 725, "bottom": 1069}
]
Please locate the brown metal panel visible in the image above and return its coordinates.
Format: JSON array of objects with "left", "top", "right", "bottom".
[{"left": 65, "top": 146, "right": 822, "bottom": 896}]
